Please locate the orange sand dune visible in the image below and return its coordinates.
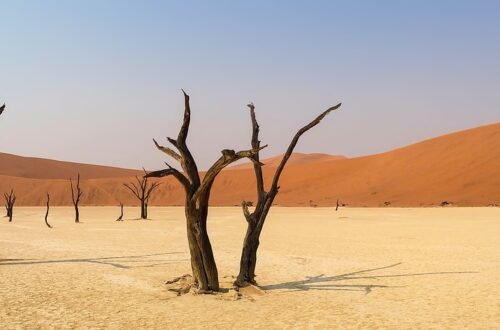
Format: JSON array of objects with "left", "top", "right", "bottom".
[
  {"left": 230, "top": 152, "right": 346, "bottom": 169},
  {"left": 0, "top": 123, "right": 499, "bottom": 207},
  {"left": 0, "top": 152, "right": 141, "bottom": 179}
]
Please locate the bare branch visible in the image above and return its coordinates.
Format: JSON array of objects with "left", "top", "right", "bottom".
[
  {"left": 0, "top": 103, "right": 5, "bottom": 116},
  {"left": 144, "top": 181, "right": 161, "bottom": 201},
  {"left": 145, "top": 168, "right": 190, "bottom": 190},
  {"left": 153, "top": 138, "right": 182, "bottom": 162},
  {"left": 123, "top": 183, "right": 141, "bottom": 199},
  {"left": 246, "top": 103, "right": 265, "bottom": 198},
  {"left": 44, "top": 193, "right": 52, "bottom": 228},
  {"left": 270, "top": 103, "right": 341, "bottom": 192},
  {"left": 194, "top": 145, "right": 267, "bottom": 200},
  {"left": 178, "top": 89, "right": 191, "bottom": 143},
  {"left": 241, "top": 201, "right": 251, "bottom": 222},
  {"left": 70, "top": 178, "right": 76, "bottom": 204}
]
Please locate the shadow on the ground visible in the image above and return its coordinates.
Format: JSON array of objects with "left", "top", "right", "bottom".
[
  {"left": 0, "top": 252, "right": 187, "bottom": 269},
  {"left": 261, "top": 263, "right": 478, "bottom": 294}
]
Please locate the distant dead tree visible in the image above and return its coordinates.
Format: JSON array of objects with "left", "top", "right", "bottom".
[
  {"left": 235, "top": 101, "right": 341, "bottom": 287},
  {"left": 116, "top": 202, "right": 124, "bottom": 221},
  {"left": 4, "top": 189, "right": 16, "bottom": 222},
  {"left": 70, "top": 173, "right": 83, "bottom": 223},
  {"left": 123, "top": 170, "right": 160, "bottom": 220},
  {"left": 44, "top": 193, "right": 52, "bottom": 228},
  {"left": 336, "top": 199, "right": 340, "bottom": 211},
  {"left": 146, "top": 91, "right": 264, "bottom": 292}
]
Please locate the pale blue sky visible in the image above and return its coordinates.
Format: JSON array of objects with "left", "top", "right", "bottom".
[{"left": 1, "top": 0, "right": 499, "bottom": 170}]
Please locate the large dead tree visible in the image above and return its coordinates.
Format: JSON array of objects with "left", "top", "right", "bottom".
[
  {"left": 235, "top": 102, "right": 341, "bottom": 287},
  {"left": 123, "top": 171, "right": 160, "bottom": 219},
  {"left": 70, "top": 173, "right": 83, "bottom": 223},
  {"left": 4, "top": 189, "right": 16, "bottom": 222},
  {"left": 145, "top": 91, "right": 265, "bottom": 292},
  {"left": 44, "top": 193, "right": 52, "bottom": 228}
]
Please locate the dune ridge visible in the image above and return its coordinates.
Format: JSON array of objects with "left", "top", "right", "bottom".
[{"left": 0, "top": 123, "right": 499, "bottom": 207}]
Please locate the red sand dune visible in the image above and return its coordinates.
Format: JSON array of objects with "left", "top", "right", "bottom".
[
  {"left": 0, "top": 123, "right": 499, "bottom": 207},
  {"left": 0, "top": 152, "right": 141, "bottom": 179},
  {"left": 230, "top": 153, "right": 346, "bottom": 169}
]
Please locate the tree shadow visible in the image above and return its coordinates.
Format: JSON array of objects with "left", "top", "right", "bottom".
[
  {"left": 0, "top": 252, "right": 187, "bottom": 269},
  {"left": 261, "top": 263, "right": 478, "bottom": 294}
]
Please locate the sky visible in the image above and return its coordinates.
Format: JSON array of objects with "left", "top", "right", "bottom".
[{"left": 1, "top": 0, "right": 499, "bottom": 170}]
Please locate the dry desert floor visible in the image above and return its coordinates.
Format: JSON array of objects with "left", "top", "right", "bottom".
[{"left": 1, "top": 207, "right": 499, "bottom": 329}]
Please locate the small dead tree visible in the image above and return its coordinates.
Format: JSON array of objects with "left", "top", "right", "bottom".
[
  {"left": 336, "top": 199, "right": 340, "bottom": 211},
  {"left": 123, "top": 170, "right": 160, "bottom": 220},
  {"left": 235, "top": 101, "right": 341, "bottom": 287},
  {"left": 145, "top": 91, "right": 264, "bottom": 292},
  {"left": 70, "top": 173, "right": 83, "bottom": 223},
  {"left": 44, "top": 193, "right": 52, "bottom": 228},
  {"left": 4, "top": 189, "right": 16, "bottom": 222},
  {"left": 116, "top": 202, "right": 124, "bottom": 221}
]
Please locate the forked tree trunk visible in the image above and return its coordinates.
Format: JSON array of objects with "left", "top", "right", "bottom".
[
  {"left": 236, "top": 102, "right": 341, "bottom": 286},
  {"left": 124, "top": 172, "right": 160, "bottom": 220},
  {"left": 4, "top": 189, "right": 16, "bottom": 222},
  {"left": 146, "top": 91, "right": 264, "bottom": 292},
  {"left": 70, "top": 174, "right": 83, "bottom": 223}
]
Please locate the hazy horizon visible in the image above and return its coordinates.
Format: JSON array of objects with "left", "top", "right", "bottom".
[{"left": 1, "top": 1, "right": 499, "bottom": 170}]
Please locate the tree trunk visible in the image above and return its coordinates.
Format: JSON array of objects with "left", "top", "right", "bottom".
[
  {"left": 45, "top": 193, "right": 52, "bottom": 228},
  {"left": 235, "top": 102, "right": 341, "bottom": 288},
  {"left": 8, "top": 208, "right": 13, "bottom": 222},
  {"left": 146, "top": 91, "right": 264, "bottom": 292},
  {"left": 74, "top": 204, "right": 80, "bottom": 223},
  {"left": 116, "top": 203, "right": 124, "bottom": 221},
  {"left": 236, "top": 222, "right": 261, "bottom": 285},
  {"left": 141, "top": 200, "right": 147, "bottom": 219},
  {"left": 185, "top": 205, "right": 219, "bottom": 291}
]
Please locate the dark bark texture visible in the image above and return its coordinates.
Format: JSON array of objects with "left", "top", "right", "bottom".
[
  {"left": 235, "top": 102, "right": 341, "bottom": 287},
  {"left": 70, "top": 173, "right": 83, "bottom": 223},
  {"left": 146, "top": 91, "right": 265, "bottom": 292},
  {"left": 124, "top": 170, "right": 160, "bottom": 220},
  {"left": 44, "top": 193, "right": 52, "bottom": 228},
  {"left": 4, "top": 189, "right": 16, "bottom": 222}
]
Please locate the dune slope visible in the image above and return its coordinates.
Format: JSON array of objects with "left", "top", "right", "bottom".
[{"left": 0, "top": 123, "right": 499, "bottom": 206}]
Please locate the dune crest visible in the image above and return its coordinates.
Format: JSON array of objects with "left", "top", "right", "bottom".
[{"left": 0, "top": 123, "right": 499, "bottom": 207}]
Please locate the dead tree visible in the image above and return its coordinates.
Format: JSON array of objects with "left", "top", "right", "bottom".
[
  {"left": 44, "top": 193, "right": 52, "bottom": 228},
  {"left": 70, "top": 173, "right": 83, "bottom": 223},
  {"left": 116, "top": 202, "right": 124, "bottom": 221},
  {"left": 146, "top": 91, "right": 265, "bottom": 292},
  {"left": 336, "top": 199, "right": 340, "bottom": 211},
  {"left": 235, "top": 101, "right": 341, "bottom": 287},
  {"left": 4, "top": 189, "right": 16, "bottom": 222},
  {"left": 123, "top": 171, "right": 160, "bottom": 220}
]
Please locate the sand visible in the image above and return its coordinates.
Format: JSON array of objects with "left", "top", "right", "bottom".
[
  {"left": 1, "top": 122, "right": 499, "bottom": 207},
  {"left": 1, "top": 207, "right": 499, "bottom": 329}
]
